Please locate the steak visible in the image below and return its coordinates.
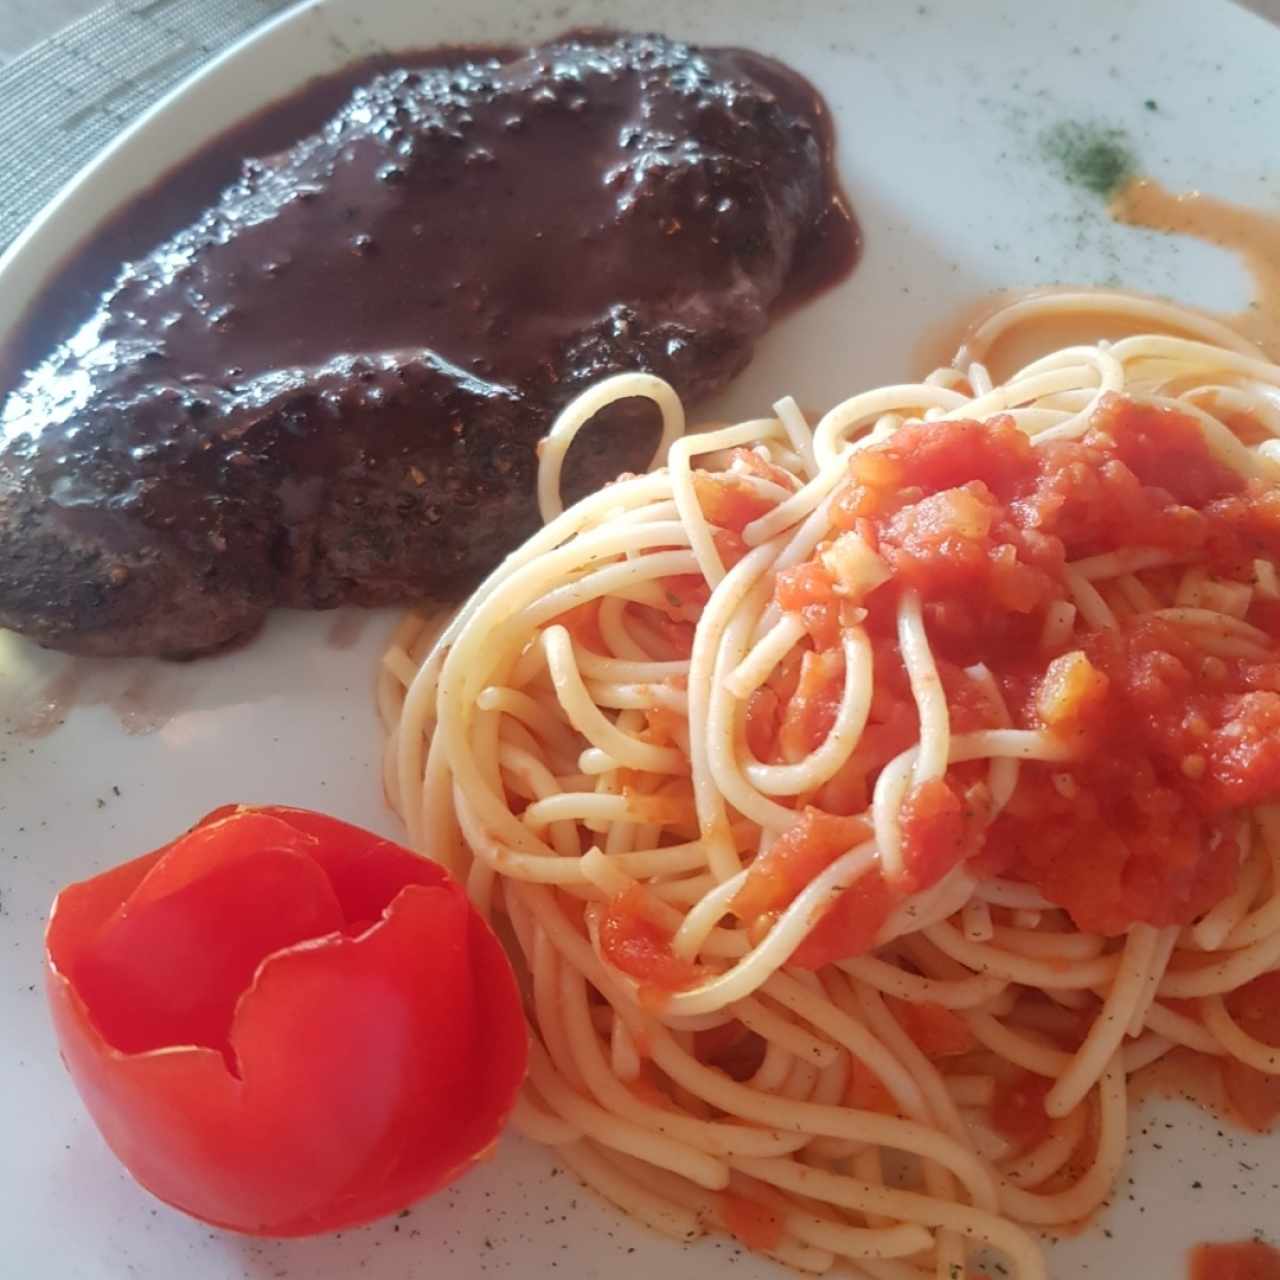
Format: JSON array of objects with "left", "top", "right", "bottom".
[{"left": 0, "top": 32, "right": 855, "bottom": 657}]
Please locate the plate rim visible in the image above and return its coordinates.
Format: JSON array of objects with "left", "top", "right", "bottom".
[{"left": 0, "top": 0, "right": 324, "bottom": 345}]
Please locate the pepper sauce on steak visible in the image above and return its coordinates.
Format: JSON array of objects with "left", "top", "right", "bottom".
[{"left": 0, "top": 32, "right": 856, "bottom": 657}]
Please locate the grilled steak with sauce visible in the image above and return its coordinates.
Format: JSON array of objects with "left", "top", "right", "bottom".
[{"left": 0, "top": 32, "right": 854, "bottom": 657}]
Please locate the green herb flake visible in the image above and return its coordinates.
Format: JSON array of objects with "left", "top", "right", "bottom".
[{"left": 1039, "top": 120, "right": 1136, "bottom": 197}]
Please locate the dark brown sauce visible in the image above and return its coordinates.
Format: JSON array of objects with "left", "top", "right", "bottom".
[
  {"left": 0, "top": 32, "right": 858, "bottom": 658},
  {"left": 325, "top": 607, "right": 371, "bottom": 650},
  {"left": 111, "top": 666, "right": 188, "bottom": 735},
  {"left": 1, "top": 655, "right": 192, "bottom": 737},
  {"left": 0, "top": 49, "right": 475, "bottom": 391},
  {"left": 8, "top": 661, "right": 87, "bottom": 738},
  {"left": 0, "top": 32, "right": 857, "bottom": 402}
]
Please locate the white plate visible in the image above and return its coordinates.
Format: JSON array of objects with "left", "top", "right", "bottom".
[{"left": 3, "top": 1, "right": 1280, "bottom": 1276}]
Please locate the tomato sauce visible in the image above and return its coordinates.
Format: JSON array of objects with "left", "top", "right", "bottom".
[
  {"left": 777, "top": 648, "right": 845, "bottom": 761},
  {"left": 598, "top": 886, "right": 701, "bottom": 994},
  {"left": 845, "top": 1053, "right": 899, "bottom": 1114},
  {"left": 696, "top": 1020, "right": 767, "bottom": 1081},
  {"left": 898, "top": 777, "right": 988, "bottom": 893},
  {"left": 990, "top": 1071, "right": 1054, "bottom": 1150},
  {"left": 1132, "top": 1025, "right": 1279, "bottom": 1140},
  {"left": 553, "top": 599, "right": 606, "bottom": 653},
  {"left": 788, "top": 866, "right": 894, "bottom": 969},
  {"left": 692, "top": 470, "right": 777, "bottom": 534},
  {"left": 1221, "top": 971, "right": 1280, "bottom": 1132},
  {"left": 719, "top": 1192, "right": 784, "bottom": 1252},
  {"left": 1131, "top": 1039, "right": 1270, "bottom": 1147},
  {"left": 775, "top": 559, "right": 843, "bottom": 649},
  {"left": 770, "top": 394, "right": 1280, "bottom": 937},
  {"left": 745, "top": 686, "right": 782, "bottom": 760},
  {"left": 1190, "top": 1241, "right": 1280, "bottom": 1280},
  {"left": 887, "top": 997, "right": 975, "bottom": 1057},
  {"left": 731, "top": 809, "right": 869, "bottom": 924}
]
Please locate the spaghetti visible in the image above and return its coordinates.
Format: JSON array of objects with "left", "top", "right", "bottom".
[{"left": 377, "top": 292, "right": 1280, "bottom": 1279}]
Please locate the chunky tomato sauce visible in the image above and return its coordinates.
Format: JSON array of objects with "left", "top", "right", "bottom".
[
  {"left": 599, "top": 402, "right": 1280, "bottom": 987},
  {"left": 598, "top": 885, "right": 701, "bottom": 998},
  {"left": 767, "top": 395, "right": 1280, "bottom": 939},
  {"left": 731, "top": 809, "right": 868, "bottom": 924}
]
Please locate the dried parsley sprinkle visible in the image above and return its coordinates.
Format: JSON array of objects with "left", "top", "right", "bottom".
[{"left": 1040, "top": 120, "right": 1135, "bottom": 197}]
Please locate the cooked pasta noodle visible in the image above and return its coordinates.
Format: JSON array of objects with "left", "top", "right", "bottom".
[{"left": 378, "top": 290, "right": 1280, "bottom": 1278}]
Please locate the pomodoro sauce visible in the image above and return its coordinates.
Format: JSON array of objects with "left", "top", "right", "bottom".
[
  {"left": 596, "top": 393, "right": 1280, "bottom": 989},
  {"left": 771, "top": 394, "right": 1280, "bottom": 939}
]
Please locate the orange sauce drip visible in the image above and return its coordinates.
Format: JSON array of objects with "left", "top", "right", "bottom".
[
  {"left": 908, "top": 285, "right": 1208, "bottom": 385},
  {"left": 1112, "top": 178, "right": 1280, "bottom": 360},
  {"left": 914, "top": 180, "right": 1280, "bottom": 380}
]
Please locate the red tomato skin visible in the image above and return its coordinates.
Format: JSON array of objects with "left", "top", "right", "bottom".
[{"left": 45, "top": 806, "right": 527, "bottom": 1237}]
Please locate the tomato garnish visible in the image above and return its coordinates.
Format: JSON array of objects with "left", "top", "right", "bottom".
[
  {"left": 642, "top": 705, "right": 685, "bottom": 746},
  {"left": 45, "top": 805, "right": 526, "bottom": 1237},
  {"left": 1034, "top": 649, "right": 1110, "bottom": 741},
  {"left": 696, "top": 1020, "right": 766, "bottom": 1081},
  {"left": 620, "top": 778, "right": 697, "bottom": 829},
  {"left": 774, "top": 560, "right": 842, "bottom": 649},
  {"left": 745, "top": 686, "right": 781, "bottom": 762},
  {"left": 714, "top": 528, "right": 750, "bottom": 568},
  {"left": 728, "top": 446, "right": 800, "bottom": 492},
  {"left": 1225, "top": 970, "right": 1280, "bottom": 1045},
  {"left": 659, "top": 573, "right": 710, "bottom": 620}
]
